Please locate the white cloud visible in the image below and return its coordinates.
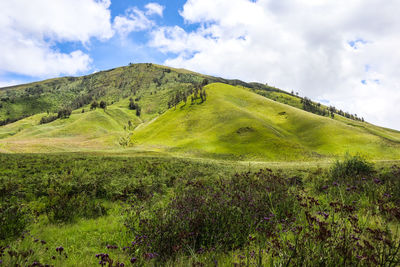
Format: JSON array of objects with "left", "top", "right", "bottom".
[
  {"left": 145, "top": 3, "right": 165, "bottom": 17},
  {"left": 0, "top": 80, "right": 23, "bottom": 88},
  {"left": 113, "top": 7, "right": 154, "bottom": 37},
  {"left": 150, "top": 0, "right": 400, "bottom": 130},
  {"left": 113, "top": 4, "right": 165, "bottom": 38},
  {"left": 0, "top": 0, "right": 113, "bottom": 77}
]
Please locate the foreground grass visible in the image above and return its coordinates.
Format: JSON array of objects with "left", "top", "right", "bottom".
[
  {"left": 1, "top": 153, "right": 400, "bottom": 266},
  {"left": 4, "top": 203, "right": 132, "bottom": 266}
]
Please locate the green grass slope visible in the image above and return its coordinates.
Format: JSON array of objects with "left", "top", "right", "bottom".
[
  {"left": 130, "top": 83, "right": 400, "bottom": 161},
  {"left": 0, "top": 63, "right": 281, "bottom": 124},
  {"left": 0, "top": 103, "right": 139, "bottom": 153}
]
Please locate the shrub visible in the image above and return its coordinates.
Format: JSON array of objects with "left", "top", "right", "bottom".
[
  {"left": 0, "top": 197, "right": 30, "bottom": 242},
  {"left": 100, "top": 100, "right": 107, "bottom": 110},
  {"left": 44, "top": 175, "right": 107, "bottom": 223},
  {"left": 90, "top": 100, "right": 99, "bottom": 110},
  {"left": 39, "top": 115, "right": 58, "bottom": 124},
  {"left": 57, "top": 108, "right": 72, "bottom": 119},
  {"left": 330, "top": 154, "right": 373, "bottom": 181},
  {"left": 125, "top": 169, "right": 297, "bottom": 260}
]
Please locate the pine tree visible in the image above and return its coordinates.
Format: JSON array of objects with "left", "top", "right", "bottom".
[{"left": 100, "top": 101, "right": 107, "bottom": 110}]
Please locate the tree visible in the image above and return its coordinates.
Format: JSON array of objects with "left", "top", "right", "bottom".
[
  {"left": 201, "top": 79, "right": 209, "bottom": 87},
  {"left": 57, "top": 108, "right": 72, "bottom": 119},
  {"left": 100, "top": 100, "right": 107, "bottom": 110},
  {"left": 90, "top": 101, "right": 98, "bottom": 110},
  {"left": 40, "top": 115, "right": 58, "bottom": 124},
  {"left": 129, "top": 98, "right": 136, "bottom": 110},
  {"left": 183, "top": 93, "right": 187, "bottom": 104},
  {"left": 136, "top": 105, "right": 141, "bottom": 117}
]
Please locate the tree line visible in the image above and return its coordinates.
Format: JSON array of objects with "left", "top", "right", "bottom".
[
  {"left": 294, "top": 93, "right": 364, "bottom": 122},
  {"left": 168, "top": 79, "right": 209, "bottom": 109}
]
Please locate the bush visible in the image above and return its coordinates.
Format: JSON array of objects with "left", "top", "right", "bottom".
[
  {"left": 0, "top": 197, "right": 30, "bottom": 242},
  {"left": 57, "top": 108, "right": 72, "bottom": 119},
  {"left": 39, "top": 115, "right": 58, "bottom": 124},
  {"left": 100, "top": 100, "right": 107, "bottom": 110},
  {"left": 125, "top": 169, "right": 297, "bottom": 259},
  {"left": 44, "top": 175, "right": 107, "bottom": 223},
  {"left": 91, "top": 100, "right": 99, "bottom": 110},
  {"left": 330, "top": 154, "right": 373, "bottom": 181}
]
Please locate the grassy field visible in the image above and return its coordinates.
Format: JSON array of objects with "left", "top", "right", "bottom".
[{"left": 1, "top": 153, "right": 400, "bottom": 266}]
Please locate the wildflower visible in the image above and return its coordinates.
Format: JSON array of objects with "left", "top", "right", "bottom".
[
  {"left": 130, "top": 257, "right": 137, "bottom": 263},
  {"left": 322, "top": 185, "right": 329, "bottom": 190},
  {"left": 373, "top": 178, "right": 381, "bottom": 184},
  {"left": 56, "top": 246, "right": 64, "bottom": 254}
]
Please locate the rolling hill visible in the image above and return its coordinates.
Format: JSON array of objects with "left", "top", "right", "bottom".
[
  {"left": 1, "top": 64, "right": 400, "bottom": 160},
  {"left": 131, "top": 83, "right": 400, "bottom": 160}
]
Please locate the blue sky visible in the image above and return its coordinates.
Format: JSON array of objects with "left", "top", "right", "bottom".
[
  {"left": 1, "top": 0, "right": 400, "bottom": 130},
  {"left": 1, "top": 0, "right": 189, "bottom": 84}
]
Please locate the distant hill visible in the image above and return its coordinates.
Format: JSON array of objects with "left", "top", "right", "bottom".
[{"left": 1, "top": 63, "right": 399, "bottom": 160}]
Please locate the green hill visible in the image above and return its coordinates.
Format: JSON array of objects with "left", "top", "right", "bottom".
[
  {"left": 131, "top": 83, "right": 400, "bottom": 160},
  {"left": 0, "top": 64, "right": 400, "bottom": 160},
  {"left": 0, "top": 63, "right": 285, "bottom": 125}
]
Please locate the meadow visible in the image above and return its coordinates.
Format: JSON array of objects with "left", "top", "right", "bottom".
[{"left": 1, "top": 153, "right": 400, "bottom": 266}]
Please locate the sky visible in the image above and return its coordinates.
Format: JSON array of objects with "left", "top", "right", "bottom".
[{"left": 1, "top": 0, "right": 399, "bottom": 130}]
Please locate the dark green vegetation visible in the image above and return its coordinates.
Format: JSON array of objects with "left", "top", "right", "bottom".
[{"left": 1, "top": 153, "right": 400, "bottom": 266}]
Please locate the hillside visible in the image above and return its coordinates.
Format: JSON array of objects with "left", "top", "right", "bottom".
[
  {"left": 1, "top": 64, "right": 400, "bottom": 160},
  {"left": 0, "top": 63, "right": 285, "bottom": 125},
  {"left": 131, "top": 83, "right": 400, "bottom": 160}
]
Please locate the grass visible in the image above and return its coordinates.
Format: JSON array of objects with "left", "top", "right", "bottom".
[
  {"left": 0, "top": 104, "right": 140, "bottom": 152},
  {"left": 131, "top": 83, "right": 400, "bottom": 161},
  {"left": 1, "top": 153, "right": 400, "bottom": 266}
]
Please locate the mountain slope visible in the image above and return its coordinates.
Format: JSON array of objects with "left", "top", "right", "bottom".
[
  {"left": 130, "top": 83, "right": 400, "bottom": 160},
  {"left": 0, "top": 104, "right": 139, "bottom": 153},
  {"left": 0, "top": 63, "right": 285, "bottom": 125},
  {"left": 1, "top": 64, "right": 399, "bottom": 160}
]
